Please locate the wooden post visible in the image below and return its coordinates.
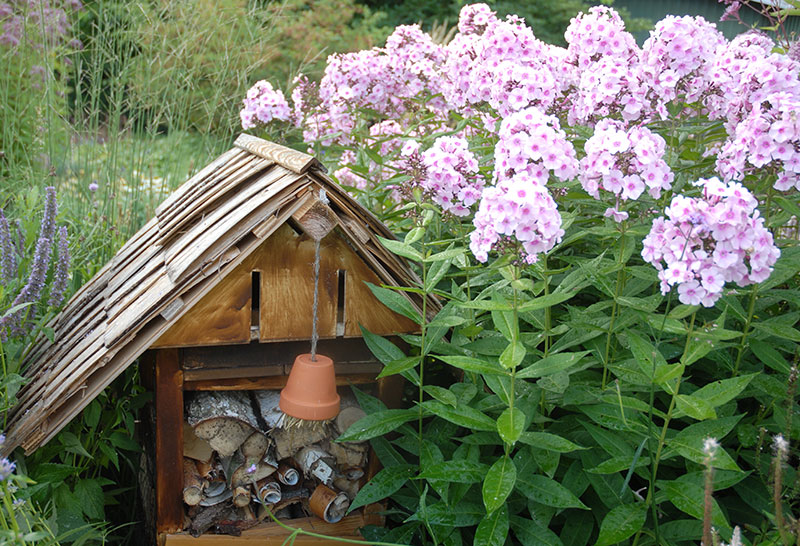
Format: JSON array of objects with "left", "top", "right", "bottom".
[{"left": 155, "top": 348, "right": 184, "bottom": 534}]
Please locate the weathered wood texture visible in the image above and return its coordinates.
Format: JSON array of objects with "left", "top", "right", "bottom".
[
  {"left": 162, "top": 514, "right": 366, "bottom": 545},
  {"left": 3, "top": 134, "right": 434, "bottom": 457},
  {"left": 155, "top": 349, "right": 184, "bottom": 534}
]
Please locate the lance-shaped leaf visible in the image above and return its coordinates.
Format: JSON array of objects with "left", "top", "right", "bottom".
[{"left": 482, "top": 456, "right": 517, "bottom": 513}]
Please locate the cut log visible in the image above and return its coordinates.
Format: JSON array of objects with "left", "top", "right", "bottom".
[
  {"left": 183, "top": 422, "right": 214, "bottom": 463},
  {"left": 189, "top": 503, "right": 228, "bottom": 537},
  {"left": 326, "top": 440, "right": 367, "bottom": 469},
  {"left": 252, "top": 390, "right": 285, "bottom": 429},
  {"left": 187, "top": 391, "right": 260, "bottom": 457},
  {"left": 232, "top": 485, "right": 251, "bottom": 507},
  {"left": 230, "top": 461, "right": 276, "bottom": 488},
  {"left": 272, "top": 423, "right": 329, "bottom": 460},
  {"left": 335, "top": 406, "right": 367, "bottom": 437},
  {"left": 183, "top": 458, "right": 205, "bottom": 506},
  {"left": 241, "top": 431, "right": 269, "bottom": 461}
]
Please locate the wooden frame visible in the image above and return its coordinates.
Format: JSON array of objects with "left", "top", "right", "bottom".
[{"left": 151, "top": 343, "right": 404, "bottom": 545}]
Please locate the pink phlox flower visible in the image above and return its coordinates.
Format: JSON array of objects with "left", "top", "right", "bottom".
[
  {"left": 239, "top": 80, "right": 291, "bottom": 130},
  {"left": 642, "top": 177, "right": 780, "bottom": 306}
]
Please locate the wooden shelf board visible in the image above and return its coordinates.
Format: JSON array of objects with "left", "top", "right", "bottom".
[{"left": 163, "top": 514, "right": 367, "bottom": 545}]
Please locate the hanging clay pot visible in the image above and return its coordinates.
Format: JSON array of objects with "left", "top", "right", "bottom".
[{"left": 279, "top": 354, "right": 340, "bottom": 421}]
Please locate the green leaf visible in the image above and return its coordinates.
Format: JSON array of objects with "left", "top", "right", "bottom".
[
  {"left": 750, "top": 340, "right": 791, "bottom": 373},
  {"left": 752, "top": 321, "right": 800, "bottom": 342},
  {"left": 407, "top": 501, "right": 484, "bottom": 526},
  {"left": 482, "top": 457, "right": 516, "bottom": 513},
  {"left": 474, "top": 505, "right": 509, "bottom": 546},
  {"left": 377, "top": 356, "right": 419, "bottom": 379},
  {"left": 404, "top": 227, "right": 424, "bottom": 245},
  {"left": 425, "top": 247, "right": 466, "bottom": 263},
  {"left": 418, "top": 460, "right": 488, "bottom": 484},
  {"left": 511, "top": 516, "right": 565, "bottom": 546},
  {"left": 497, "top": 407, "right": 526, "bottom": 445},
  {"left": 83, "top": 400, "right": 101, "bottom": 430},
  {"left": 360, "top": 326, "right": 406, "bottom": 366},
  {"left": 30, "top": 463, "right": 81, "bottom": 483},
  {"left": 518, "top": 292, "right": 576, "bottom": 312},
  {"left": 492, "top": 307, "right": 517, "bottom": 342},
  {"left": 59, "top": 432, "right": 92, "bottom": 459},
  {"left": 515, "top": 474, "right": 588, "bottom": 509},
  {"left": 667, "top": 416, "right": 742, "bottom": 471},
  {"left": 337, "top": 409, "right": 418, "bottom": 442},
  {"left": 74, "top": 479, "right": 105, "bottom": 520},
  {"left": 659, "top": 479, "right": 730, "bottom": 530},
  {"left": 594, "top": 503, "right": 647, "bottom": 546},
  {"left": 518, "top": 432, "right": 585, "bottom": 453},
  {"left": 426, "top": 257, "right": 452, "bottom": 292},
  {"left": 499, "top": 341, "right": 526, "bottom": 369},
  {"left": 377, "top": 235, "right": 423, "bottom": 261},
  {"left": 690, "top": 374, "right": 756, "bottom": 409},
  {"left": 424, "top": 385, "right": 457, "bottom": 407},
  {"left": 460, "top": 299, "right": 513, "bottom": 311},
  {"left": 421, "top": 400, "right": 496, "bottom": 432},
  {"left": 675, "top": 395, "right": 716, "bottom": 420},
  {"left": 517, "top": 351, "right": 590, "bottom": 379},
  {"left": 349, "top": 464, "right": 415, "bottom": 512},
  {"left": 436, "top": 355, "right": 509, "bottom": 376},
  {"left": 365, "top": 282, "right": 422, "bottom": 324}
]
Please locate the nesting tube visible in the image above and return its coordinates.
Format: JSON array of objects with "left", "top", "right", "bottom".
[
  {"left": 256, "top": 477, "right": 282, "bottom": 505},
  {"left": 309, "top": 484, "right": 350, "bottom": 523},
  {"left": 277, "top": 462, "right": 299, "bottom": 485}
]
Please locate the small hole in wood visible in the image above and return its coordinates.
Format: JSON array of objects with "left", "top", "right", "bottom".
[
  {"left": 336, "top": 270, "right": 346, "bottom": 337},
  {"left": 251, "top": 271, "right": 261, "bottom": 334}
]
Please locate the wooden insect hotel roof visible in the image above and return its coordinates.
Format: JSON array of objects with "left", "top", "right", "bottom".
[{"left": 4, "top": 134, "right": 427, "bottom": 457}]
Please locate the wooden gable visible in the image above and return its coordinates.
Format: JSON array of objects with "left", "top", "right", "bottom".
[
  {"left": 1, "top": 135, "right": 434, "bottom": 457},
  {"left": 152, "top": 223, "right": 417, "bottom": 348}
]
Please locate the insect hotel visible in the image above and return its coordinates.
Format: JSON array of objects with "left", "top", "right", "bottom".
[{"left": 3, "top": 135, "right": 430, "bottom": 545}]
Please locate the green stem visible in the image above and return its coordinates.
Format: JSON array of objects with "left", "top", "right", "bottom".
[
  {"left": 602, "top": 225, "right": 627, "bottom": 390},
  {"left": 262, "top": 507, "right": 408, "bottom": 546},
  {"left": 542, "top": 256, "right": 551, "bottom": 357},
  {"left": 733, "top": 284, "right": 758, "bottom": 377},
  {"left": 644, "top": 312, "right": 697, "bottom": 539},
  {"left": 506, "top": 266, "right": 520, "bottom": 456}
]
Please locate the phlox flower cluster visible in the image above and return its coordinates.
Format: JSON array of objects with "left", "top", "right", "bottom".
[
  {"left": 714, "top": 52, "right": 800, "bottom": 129},
  {"left": 716, "top": 92, "right": 800, "bottom": 192},
  {"left": 569, "top": 56, "right": 651, "bottom": 124},
  {"left": 579, "top": 119, "right": 673, "bottom": 214},
  {"left": 307, "top": 25, "right": 445, "bottom": 145},
  {"left": 441, "top": 7, "right": 564, "bottom": 116},
  {"left": 703, "top": 32, "right": 779, "bottom": 123},
  {"left": 470, "top": 107, "right": 575, "bottom": 263},
  {"left": 470, "top": 176, "right": 564, "bottom": 264},
  {"left": 564, "top": 6, "right": 639, "bottom": 68},
  {"left": 420, "top": 136, "right": 483, "bottom": 216},
  {"left": 494, "top": 107, "right": 578, "bottom": 184},
  {"left": 239, "top": 81, "right": 291, "bottom": 130},
  {"left": 639, "top": 15, "right": 726, "bottom": 107},
  {"left": 642, "top": 178, "right": 780, "bottom": 307}
]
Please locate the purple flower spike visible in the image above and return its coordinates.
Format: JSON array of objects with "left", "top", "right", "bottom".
[{"left": 48, "top": 226, "right": 69, "bottom": 307}]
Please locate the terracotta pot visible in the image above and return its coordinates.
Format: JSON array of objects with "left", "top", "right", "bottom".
[{"left": 279, "top": 353, "right": 340, "bottom": 421}]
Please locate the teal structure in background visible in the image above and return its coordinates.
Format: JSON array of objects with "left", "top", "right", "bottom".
[{"left": 614, "top": 0, "right": 800, "bottom": 43}]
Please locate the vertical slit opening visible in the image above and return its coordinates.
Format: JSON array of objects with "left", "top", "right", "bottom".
[
  {"left": 336, "top": 269, "right": 346, "bottom": 337},
  {"left": 251, "top": 271, "right": 261, "bottom": 338}
]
